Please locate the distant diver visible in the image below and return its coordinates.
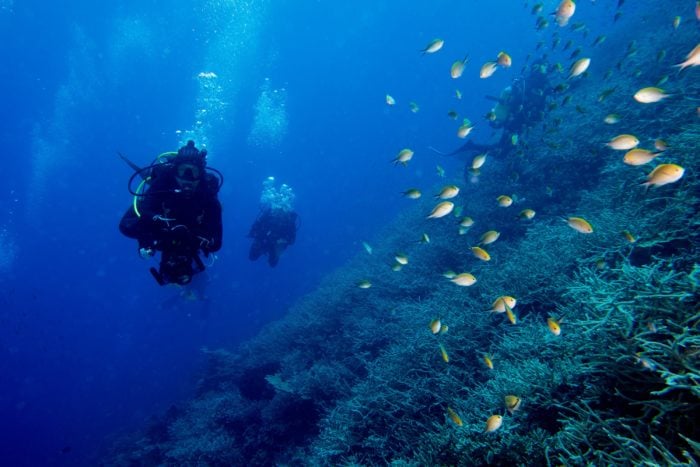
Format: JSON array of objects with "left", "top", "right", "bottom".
[
  {"left": 431, "top": 57, "right": 552, "bottom": 157},
  {"left": 248, "top": 177, "right": 299, "bottom": 267},
  {"left": 119, "top": 140, "right": 223, "bottom": 286}
]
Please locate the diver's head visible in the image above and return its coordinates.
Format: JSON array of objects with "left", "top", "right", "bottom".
[{"left": 174, "top": 140, "right": 206, "bottom": 191}]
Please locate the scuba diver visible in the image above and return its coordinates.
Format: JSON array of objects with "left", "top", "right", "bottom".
[
  {"left": 486, "top": 57, "right": 550, "bottom": 137},
  {"left": 119, "top": 140, "right": 223, "bottom": 286},
  {"left": 248, "top": 177, "right": 299, "bottom": 267}
]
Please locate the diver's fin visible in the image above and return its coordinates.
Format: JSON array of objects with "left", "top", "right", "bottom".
[
  {"left": 119, "top": 152, "right": 148, "bottom": 180},
  {"left": 150, "top": 267, "right": 166, "bottom": 286}
]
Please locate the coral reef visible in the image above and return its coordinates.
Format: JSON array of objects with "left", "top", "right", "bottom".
[{"left": 106, "top": 2, "right": 699, "bottom": 464}]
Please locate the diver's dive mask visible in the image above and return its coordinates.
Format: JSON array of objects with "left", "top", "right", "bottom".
[
  {"left": 174, "top": 140, "right": 207, "bottom": 191},
  {"left": 175, "top": 162, "right": 202, "bottom": 191}
]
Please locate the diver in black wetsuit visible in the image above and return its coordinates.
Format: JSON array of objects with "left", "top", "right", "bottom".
[
  {"left": 248, "top": 208, "right": 298, "bottom": 267},
  {"left": 119, "top": 140, "right": 223, "bottom": 286}
]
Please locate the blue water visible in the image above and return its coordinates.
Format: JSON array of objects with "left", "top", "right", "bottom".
[{"left": 0, "top": 0, "right": 677, "bottom": 464}]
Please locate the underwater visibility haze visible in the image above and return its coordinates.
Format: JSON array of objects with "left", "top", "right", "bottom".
[{"left": 0, "top": 0, "right": 698, "bottom": 465}]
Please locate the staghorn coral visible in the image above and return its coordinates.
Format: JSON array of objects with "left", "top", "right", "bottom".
[{"left": 106, "top": 3, "right": 699, "bottom": 463}]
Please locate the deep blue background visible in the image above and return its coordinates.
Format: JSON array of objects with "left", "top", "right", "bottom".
[{"left": 0, "top": 1, "right": 625, "bottom": 464}]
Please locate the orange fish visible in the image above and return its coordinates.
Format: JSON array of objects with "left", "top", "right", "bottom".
[
  {"left": 451, "top": 272, "right": 477, "bottom": 286},
  {"left": 567, "top": 216, "right": 594, "bottom": 234},
  {"left": 555, "top": 0, "right": 576, "bottom": 27},
  {"left": 491, "top": 296, "right": 517, "bottom": 313},
  {"left": 485, "top": 414, "right": 503, "bottom": 432},
  {"left": 643, "top": 164, "right": 685, "bottom": 187},
  {"left": 471, "top": 246, "right": 491, "bottom": 261},
  {"left": 623, "top": 149, "right": 659, "bottom": 166},
  {"left": 497, "top": 51, "right": 512, "bottom": 68},
  {"left": 674, "top": 44, "right": 700, "bottom": 70},
  {"left": 427, "top": 201, "right": 455, "bottom": 219}
]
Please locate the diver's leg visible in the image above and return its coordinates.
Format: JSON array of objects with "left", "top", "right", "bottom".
[
  {"left": 268, "top": 250, "right": 279, "bottom": 267},
  {"left": 249, "top": 241, "right": 263, "bottom": 261}
]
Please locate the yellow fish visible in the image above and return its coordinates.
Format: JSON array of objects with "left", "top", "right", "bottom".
[
  {"left": 485, "top": 414, "right": 503, "bottom": 432},
  {"left": 457, "top": 121, "right": 475, "bottom": 138},
  {"left": 555, "top": 0, "right": 576, "bottom": 26},
  {"left": 569, "top": 58, "right": 590, "bottom": 78},
  {"left": 633, "top": 87, "right": 670, "bottom": 104},
  {"left": 450, "top": 56, "right": 469, "bottom": 78},
  {"left": 497, "top": 195, "right": 513, "bottom": 207},
  {"left": 472, "top": 153, "right": 487, "bottom": 170},
  {"left": 436, "top": 185, "right": 460, "bottom": 199},
  {"left": 519, "top": 209, "right": 536, "bottom": 220},
  {"left": 395, "top": 253, "right": 409, "bottom": 265},
  {"left": 480, "top": 61, "right": 498, "bottom": 79},
  {"left": 547, "top": 317, "right": 561, "bottom": 336},
  {"left": 603, "top": 113, "right": 621, "bottom": 124},
  {"left": 409, "top": 101, "right": 420, "bottom": 113},
  {"left": 504, "top": 302, "right": 517, "bottom": 325},
  {"left": 480, "top": 230, "right": 500, "bottom": 245},
  {"left": 623, "top": 149, "right": 659, "bottom": 166},
  {"left": 427, "top": 201, "right": 455, "bottom": 219},
  {"left": 450, "top": 272, "right": 477, "bottom": 286},
  {"left": 422, "top": 38, "right": 444, "bottom": 54},
  {"left": 492, "top": 296, "right": 517, "bottom": 313},
  {"left": 402, "top": 188, "right": 422, "bottom": 199},
  {"left": 439, "top": 343, "right": 449, "bottom": 362},
  {"left": 471, "top": 246, "right": 491, "bottom": 261},
  {"left": 459, "top": 216, "right": 474, "bottom": 227},
  {"left": 606, "top": 134, "right": 639, "bottom": 150},
  {"left": 622, "top": 230, "right": 636, "bottom": 243},
  {"left": 358, "top": 280, "right": 372, "bottom": 289},
  {"left": 643, "top": 164, "right": 685, "bottom": 187},
  {"left": 385, "top": 94, "right": 395, "bottom": 106},
  {"left": 429, "top": 319, "right": 442, "bottom": 334},
  {"left": 446, "top": 406, "right": 463, "bottom": 426},
  {"left": 483, "top": 354, "right": 494, "bottom": 369},
  {"left": 393, "top": 148, "right": 414, "bottom": 165},
  {"left": 505, "top": 395, "right": 522, "bottom": 414},
  {"left": 567, "top": 216, "right": 594, "bottom": 234},
  {"left": 673, "top": 16, "right": 681, "bottom": 29},
  {"left": 674, "top": 44, "right": 700, "bottom": 70}
]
